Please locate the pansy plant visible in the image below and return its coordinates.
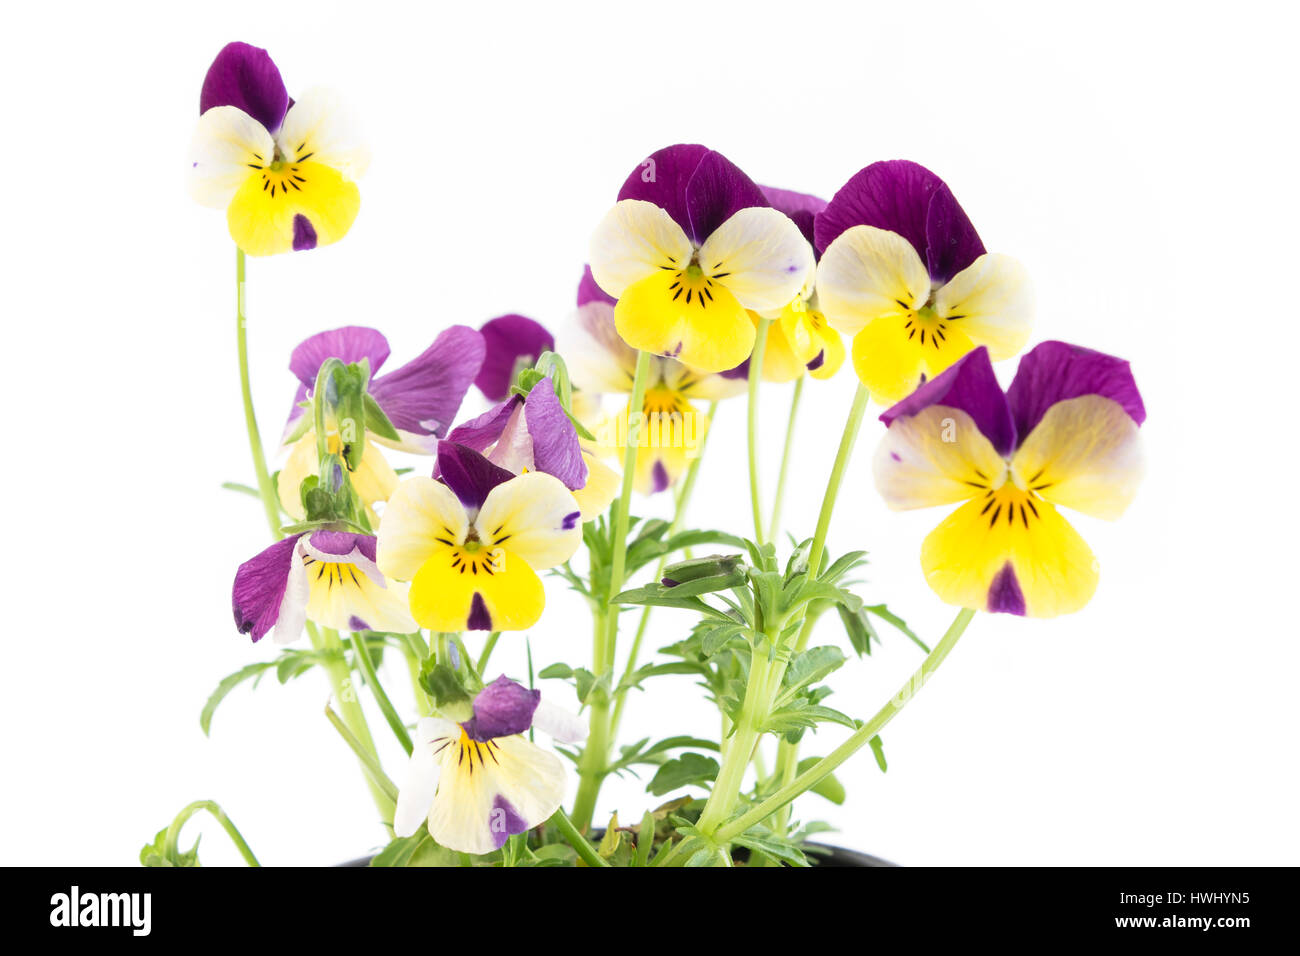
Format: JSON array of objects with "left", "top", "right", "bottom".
[
  {"left": 188, "top": 42, "right": 369, "bottom": 256},
  {"left": 377, "top": 443, "right": 582, "bottom": 632},
  {"left": 875, "top": 342, "right": 1145, "bottom": 617},
  {"left": 588, "top": 144, "right": 814, "bottom": 373},
  {"left": 815, "top": 161, "right": 1033, "bottom": 403}
]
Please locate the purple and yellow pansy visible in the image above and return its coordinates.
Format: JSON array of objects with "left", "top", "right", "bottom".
[
  {"left": 815, "top": 161, "right": 1033, "bottom": 404},
  {"left": 188, "top": 42, "right": 369, "bottom": 256},
  {"left": 394, "top": 677, "right": 585, "bottom": 854},
  {"left": 588, "top": 144, "right": 815, "bottom": 373},
  {"left": 232, "top": 530, "right": 415, "bottom": 643},
  {"left": 278, "top": 324, "right": 484, "bottom": 522},
  {"left": 874, "top": 342, "right": 1145, "bottom": 617},
  {"left": 563, "top": 267, "right": 744, "bottom": 495},
  {"left": 377, "top": 443, "right": 582, "bottom": 632}
]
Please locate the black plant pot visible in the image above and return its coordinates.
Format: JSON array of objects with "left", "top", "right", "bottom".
[{"left": 338, "top": 842, "right": 895, "bottom": 867}]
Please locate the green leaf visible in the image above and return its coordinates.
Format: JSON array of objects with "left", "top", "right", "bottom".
[
  {"left": 796, "top": 758, "right": 847, "bottom": 804},
  {"left": 779, "top": 646, "right": 847, "bottom": 696},
  {"left": 865, "top": 604, "right": 930, "bottom": 653},
  {"left": 362, "top": 392, "right": 401, "bottom": 442},
  {"left": 635, "top": 811, "right": 656, "bottom": 867},
  {"left": 646, "top": 753, "right": 720, "bottom": 796},
  {"left": 538, "top": 663, "right": 573, "bottom": 680},
  {"left": 369, "top": 831, "right": 459, "bottom": 867},
  {"left": 869, "top": 734, "right": 888, "bottom": 772},
  {"left": 139, "top": 827, "right": 200, "bottom": 867},
  {"left": 419, "top": 661, "right": 472, "bottom": 721},
  {"left": 200, "top": 661, "right": 276, "bottom": 736}
]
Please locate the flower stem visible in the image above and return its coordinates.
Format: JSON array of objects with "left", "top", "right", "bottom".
[
  {"left": 234, "top": 247, "right": 282, "bottom": 539},
  {"left": 164, "top": 800, "right": 260, "bottom": 867},
  {"left": 324, "top": 703, "right": 400, "bottom": 809},
  {"left": 696, "top": 644, "right": 775, "bottom": 836},
  {"left": 571, "top": 349, "right": 652, "bottom": 830},
  {"left": 477, "top": 631, "right": 501, "bottom": 675},
  {"left": 349, "top": 632, "right": 413, "bottom": 755},
  {"left": 715, "top": 608, "right": 976, "bottom": 846},
  {"left": 747, "top": 317, "right": 771, "bottom": 546},
  {"left": 548, "top": 808, "right": 610, "bottom": 867},
  {"left": 768, "top": 376, "right": 804, "bottom": 544}
]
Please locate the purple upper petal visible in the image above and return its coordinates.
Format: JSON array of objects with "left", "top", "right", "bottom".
[
  {"left": 1006, "top": 341, "right": 1146, "bottom": 443},
  {"left": 813, "top": 161, "right": 985, "bottom": 284},
  {"left": 290, "top": 327, "right": 391, "bottom": 390},
  {"left": 306, "top": 530, "right": 378, "bottom": 564},
  {"left": 761, "top": 185, "right": 827, "bottom": 253},
  {"left": 524, "top": 378, "right": 588, "bottom": 491},
  {"left": 617, "top": 144, "right": 768, "bottom": 245},
  {"left": 880, "top": 347, "right": 1016, "bottom": 457},
  {"left": 443, "top": 397, "right": 520, "bottom": 456},
  {"left": 199, "top": 42, "right": 290, "bottom": 134},
  {"left": 475, "top": 315, "right": 555, "bottom": 402},
  {"left": 370, "top": 326, "right": 486, "bottom": 441},
  {"left": 232, "top": 534, "right": 301, "bottom": 642},
  {"left": 577, "top": 265, "right": 616, "bottom": 307},
  {"left": 462, "top": 676, "right": 540, "bottom": 741},
  {"left": 436, "top": 441, "right": 515, "bottom": 512}
]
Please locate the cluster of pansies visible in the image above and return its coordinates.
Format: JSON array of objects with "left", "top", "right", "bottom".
[{"left": 180, "top": 41, "right": 1146, "bottom": 865}]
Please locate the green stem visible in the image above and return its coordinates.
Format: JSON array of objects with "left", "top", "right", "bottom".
[
  {"left": 349, "top": 632, "right": 413, "bottom": 755},
  {"left": 715, "top": 608, "right": 976, "bottom": 845},
  {"left": 548, "top": 809, "right": 610, "bottom": 867},
  {"left": 696, "top": 644, "right": 774, "bottom": 835},
  {"left": 768, "top": 375, "right": 804, "bottom": 543},
  {"left": 164, "top": 800, "right": 260, "bottom": 867},
  {"left": 571, "top": 349, "right": 652, "bottom": 830},
  {"left": 477, "top": 631, "right": 501, "bottom": 675},
  {"left": 324, "top": 704, "right": 400, "bottom": 807},
  {"left": 234, "top": 247, "right": 282, "bottom": 539},
  {"left": 746, "top": 316, "right": 772, "bottom": 545},
  {"left": 400, "top": 634, "right": 432, "bottom": 717}
]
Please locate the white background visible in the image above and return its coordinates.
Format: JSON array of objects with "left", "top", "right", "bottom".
[{"left": 3, "top": 0, "right": 1296, "bottom": 866}]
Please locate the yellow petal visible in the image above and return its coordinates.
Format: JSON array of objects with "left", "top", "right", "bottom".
[
  {"left": 376, "top": 477, "right": 469, "bottom": 581},
  {"left": 475, "top": 472, "right": 583, "bottom": 570},
  {"left": 1011, "top": 395, "right": 1144, "bottom": 520},
  {"left": 187, "top": 106, "right": 273, "bottom": 209},
  {"left": 409, "top": 546, "right": 545, "bottom": 632},
  {"left": 933, "top": 253, "right": 1033, "bottom": 361},
  {"left": 227, "top": 160, "right": 360, "bottom": 257},
  {"left": 874, "top": 406, "right": 1008, "bottom": 510},
  {"left": 571, "top": 450, "right": 620, "bottom": 521},
  {"left": 850, "top": 313, "right": 975, "bottom": 405},
  {"left": 777, "top": 302, "right": 845, "bottom": 380},
  {"left": 615, "top": 268, "right": 754, "bottom": 373},
  {"left": 278, "top": 430, "right": 397, "bottom": 524},
  {"left": 816, "top": 225, "right": 931, "bottom": 338},
  {"left": 921, "top": 490, "right": 1098, "bottom": 618}
]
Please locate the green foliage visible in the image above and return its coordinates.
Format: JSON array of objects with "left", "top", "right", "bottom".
[
  {"left": 647, "top": 753, "right": 720, "bottom": 796},
  {"left": 139, "top": 827, "right": 200, "bottom": 867}
]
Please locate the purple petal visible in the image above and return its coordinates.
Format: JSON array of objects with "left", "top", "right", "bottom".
[
  {"left": 651, "top": 460, "right": 671, "bottom": 494},
  {"left": 348, "top": 616, "right": 370, "bottom": 631},
  {"left": 617, "top": 144, "right": 768, "bottom": 244},
  {"left": 813, "top": 161, "right": 985, "bottom": 284},
  {"left": 1006, "top": 341, "right": 1146, "bottom": 444},
  {"left": 232, "top": 534, "right": 301, "bottom": 642},
  {"left": 577, "top": 264, "right": 616, "bottom": 307},
  {"left": 199, "top": 41, "right": 289, "bottom": 134},
  {"left": 489, "top": 795, "right": 531, "bottom": 849},
  {"left": 289, "top": 327, "right": 391, "bottom": 390},
  {"left": 292, "top": 214, "right": 317, "bottom": 251},
  {"left": 370, "top": 326, "right": 486, "bottom": 441},
  {"left": 442, "top": 397, "right": 520, "bottom": 456},
  {"left": 524, "top": 379, "right": 587, "bottom": 491},
  {"left": 475, "top": 315, "right": 555, "bottom": 402},
  {"left": 761, "top": 185, "right": 826, "bottom": 252},
  {"left": 987, "top": 563, "right": 1027, "bottom": 615},
  {"left": 436, "top": 441, "right": 515, "bottom": 512},
  {"left": 467, "top": 593, "right": 493, "bottom": 631},
  {"left": 306, "top": 530, "right": 378, "bottom": 564},
  {"left": 880, "top": 347, "right": 1016, "bottom": 457},
  {"left": 719, "top": 357, "right": 751, "bottom": 381},
  {"left": 462, "top": 676, "right": 540, "bottom": 741}
]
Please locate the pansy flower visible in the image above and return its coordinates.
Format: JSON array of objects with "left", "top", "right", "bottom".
[
  {"left": 724, "top": 186, "right": 845, "bottom": 383},
  {"left": 874, "top": 343, "right": 1145, "bottom": 617},
  {"left": 394, "top": 677, "right": 585, "bottom": 854},
  {"left": 474, "top": 314, "right": 556, "bottom": 402},
  {"left": 588, "top": 144, "right": 815, "bottom": 373},
  {"left": 443, "top": 370, "right": 618, "bottom": 521},
  {"left": 377, "top": 443, "right": 582, "bottom": 631},
  {"left": 188, "top": 42, "right": 369, "bottom": 256},
  {"left": 232, "top": 531, "right": 415, "bottom": 643},
  {"left": 278, "top": 325, "right": 485, "bottom": 522},
  {"left": 562, "top": 267, "right": 744, "bottom": 494},
  {"left": 815, "top": 161, "right": 1033, "bottom": 404}
]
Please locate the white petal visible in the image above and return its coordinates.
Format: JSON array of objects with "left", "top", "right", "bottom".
[
  {"left": 393, "top": 718, "right": 457, "bottom": 838},
  {"left": 376, "top": 477, "right": 468, "bottom": 581},
  {"left": 557, "top": 302, "right": 641, "bottom": 396},
  {"left": 475, "top": 472, "right": 582, "bottom": 570},
  {"left": 933, "top": 253, "right": 1034, "bottom": 360},
  {"left": 697, "top": 207, "right": 815, "bottom": 313},
  {"left": 588, "top": 199, "right": 693, "bottom": 299},
  {"left": 187, "top": 106, "right": 274, "bottom": 209},
  {"left": 274, "top": 87, "right": 370, "bottom": 182},
  {"left": 271, "top": 542, "right": 309, "bottom": 645},
  {"left": 815, "top": 225, "right": 931, "bottom": 337},
  {"left": 532, "top": 697, "right": 588, "bottom": 744}
]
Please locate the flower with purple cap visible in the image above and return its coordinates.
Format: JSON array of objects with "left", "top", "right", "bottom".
[
  {"left": 474, "top": 314, "right": 556, "bottom": 402},
  {"left": 232, "top": 530, "right": 415, "bottom": 643},
  {"left": 815, "top": 160, "right": 1033, "bottom": 404},
  {"left": 588, "top": 144, "right": 815, "bottom": 373},
  {"left": 376, "top": 442, "right": 582, "bottom": 632},
  {"left": 874, "top": 342, "right": 1145, "bottom": 617},
  {"left": 561, "top": 266, "right": 744, "bottom": 495},
  {"left": 278, "top": 324, "right": 485, "bottom": 523},
  {"left": 188, "top": 42, "right": 369, "bottom": 256},
  {"left": 394, "top": 676, "right": 585, "bottom": 855}
]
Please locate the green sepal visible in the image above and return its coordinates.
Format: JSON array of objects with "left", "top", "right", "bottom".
[{"left": 419, "top": 661, "right": 473, "bottom": 722}]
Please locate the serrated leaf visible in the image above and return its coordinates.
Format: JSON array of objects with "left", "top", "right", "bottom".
[{"left": 646, "top": 753, "right": 719, "bottom": 796}]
